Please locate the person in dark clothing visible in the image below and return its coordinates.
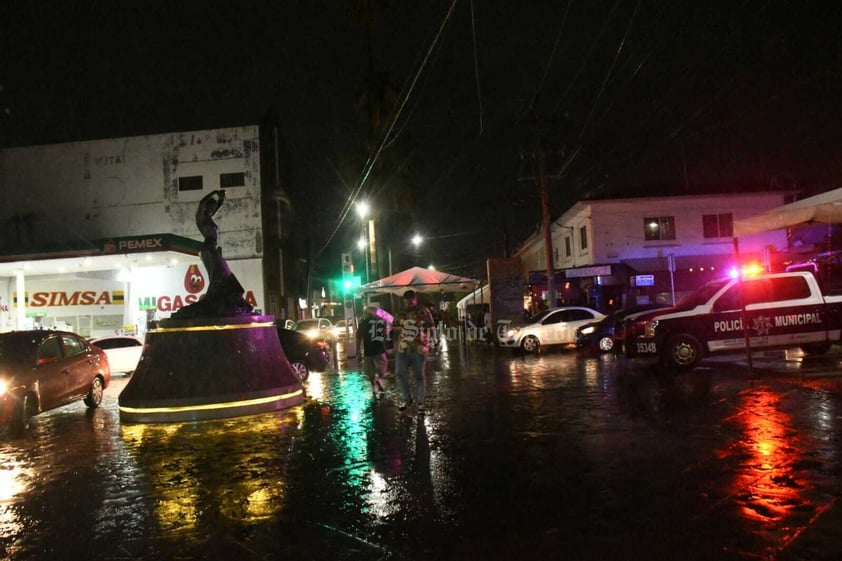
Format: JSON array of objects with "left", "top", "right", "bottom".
[
  {"left": 357, "top": 306, "right": 389, "bottom": 397},
  {"left": 394, "top": 290, "right": 436, "bottom": 411}
]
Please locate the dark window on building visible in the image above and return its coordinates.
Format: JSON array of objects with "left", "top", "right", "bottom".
[
  {"left": 220, "top": 172, "right": 245, "bottom": 188},
  {"left": 644, "top": 216, "right": 676, "bottom": 241},
  {"left": 579, "top": 226, "right": 588, "bottom": 250},
  {"left": 565, "top": 237, "right": 572, "bottom": 257},
  {"left": 702, "top": 213, "right": 733, "bottom": 238},
  {"left": 178, "top": 176, "right": 203, "bottom": 191}
]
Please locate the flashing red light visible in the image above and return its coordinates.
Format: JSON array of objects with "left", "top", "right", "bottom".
[{"left": 729, "top": 264, "right": 764, "bottom": 279}]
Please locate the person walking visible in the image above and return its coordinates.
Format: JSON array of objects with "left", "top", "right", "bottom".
[
  {"left": 357, "top": 306, "right": 389, "bottom": 398},
  {"left": 394, "top": 290, "right": 436, "bottom": 411}
]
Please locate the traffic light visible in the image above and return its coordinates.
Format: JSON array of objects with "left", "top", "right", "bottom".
[
  {"left": 333, "top": 275, "right": 361, "bottom": 296},
  {"left": 341, "top": 252, "right": 354, "bottom": 276}
]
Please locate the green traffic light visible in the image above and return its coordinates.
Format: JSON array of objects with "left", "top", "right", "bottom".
[{"left": 334, "top": 275, "right": 361, "bottom": 295}]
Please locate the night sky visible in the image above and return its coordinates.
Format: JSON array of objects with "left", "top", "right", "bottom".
[{"left": 2, "top": 1, "right": 841, "bottom": 279}]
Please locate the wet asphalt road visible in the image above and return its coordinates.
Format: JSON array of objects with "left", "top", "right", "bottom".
[{"left": 1, "top": 341, "right": 842, "bottom": 561}]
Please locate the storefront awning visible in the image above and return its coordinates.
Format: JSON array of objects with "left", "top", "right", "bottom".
[
  {"left": 622, "top": 254, "right": 750, "bottom": 274},
  {"left": 0, "top": 233, "right": 202, "bottom": 277}
]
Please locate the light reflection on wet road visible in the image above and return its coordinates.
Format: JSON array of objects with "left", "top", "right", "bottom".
[{"left": 0, "top": 342, "right": 841, "bottom": 560}]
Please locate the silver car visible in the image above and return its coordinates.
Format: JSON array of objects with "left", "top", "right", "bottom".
[
  {"left": 90, "top": 335, "right": 144, "bottom": 375},
  {"left": 499, "top": 306, "right": 606, "bottom": 353}
]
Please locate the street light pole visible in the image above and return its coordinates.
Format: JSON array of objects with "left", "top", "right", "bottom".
[
  {"left": 539, "top": 141, "right": 557, "bottom": 308},
  {"left": 356, "top": 201, "right": 374, "bottom": 283},
  {"left": 367, "top": 218, "right": 376, "bottom": 281},
  {"left": 357, "top": 236, "right": 369, "bottom": 283}
]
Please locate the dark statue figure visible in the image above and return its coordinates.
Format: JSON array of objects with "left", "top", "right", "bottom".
[{"left": 172, "top": 190, "right": 254, "bottom": 319}]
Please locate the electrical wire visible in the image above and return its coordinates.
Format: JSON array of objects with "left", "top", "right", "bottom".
[
  {"left": 576, "top": 0, "right": 641, "bottom": 144},
  {"left": 470, "top": 0, "right": 484, "bottom": 135},
  {"left": 317, "top": 0, "right": 458, "bottom": 257},
  {"left": 527, "top": 0, "right": 572, "bottom": 114}
]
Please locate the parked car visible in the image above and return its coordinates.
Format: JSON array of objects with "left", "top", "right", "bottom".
[
  {"left": 89, "top": 335, "right": 144, "bottom": 375},
  {"left": 0, "top": 330, "right": 111, "bottom": 430},
  {"left": 498, "top": 306, "right": 606, "bottom": 353},
  {"left": 575, "top": 304, "right": 670, "bottom": 355},
  {"left": 332, "top": 319, "right": 355, "bottom": 341},
  {"left": 277, "top": 326, "right": 330, "bottom": 382},
  {"left": 293, "top": 318, "right": 335, "bottom": 343}
]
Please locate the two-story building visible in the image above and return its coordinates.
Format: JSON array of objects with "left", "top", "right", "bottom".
[
  {"left": 0, "top": 124, "right": 295, "bottom": 337},
  {"left": 515, "top": 191, "right": 796, "bottom": 314}
]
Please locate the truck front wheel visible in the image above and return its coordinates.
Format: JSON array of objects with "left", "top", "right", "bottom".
[{"left": 664, "top": 334, "right": 702, "bottom": 369}]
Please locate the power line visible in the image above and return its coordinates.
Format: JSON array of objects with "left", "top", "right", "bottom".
[{"left": 317, "top": 0, "right": 458, "bottom": 257}]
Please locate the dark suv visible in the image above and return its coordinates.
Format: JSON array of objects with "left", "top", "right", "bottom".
[
  {"left": 576, "top": 304, "right": 670, "bottom": 355},
  {"left": 276, "top": 326, "right": 330, "bottom": 381}
]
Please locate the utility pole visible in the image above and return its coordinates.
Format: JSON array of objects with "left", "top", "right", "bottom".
[
  {"left": 538, "top": 141, "right": 557, "bottom": 308},
  {"left": 518, "top": 115, "right": 564, "bottom": 309}
]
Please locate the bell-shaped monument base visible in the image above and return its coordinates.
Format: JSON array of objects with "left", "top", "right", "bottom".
[{"left": 118, "top": 315, "right": 305, "bottom": 423}]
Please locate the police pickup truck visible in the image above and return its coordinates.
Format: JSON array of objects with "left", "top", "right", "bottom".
[{"left": 624, "top": 271, "right": 842, "bottom": 368}]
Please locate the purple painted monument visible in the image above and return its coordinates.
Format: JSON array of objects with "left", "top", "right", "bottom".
[{"left": 119, "top": 190, "right": 304, "bottom": 423}]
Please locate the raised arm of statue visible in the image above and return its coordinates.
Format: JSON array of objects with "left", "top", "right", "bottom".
[
  {"left": 173, "top": 188, "right": 252, "bottom": 318},
  {"left": 196, "top": 189, "right": 226, "bottom": 244}
]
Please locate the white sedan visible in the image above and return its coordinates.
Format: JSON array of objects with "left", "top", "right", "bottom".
[
  {"left": 89, "top": 335, "right": 144, "bottom": 375},
  {"left": 498, "top": 306, "right": 605, "bottom": 353},
  {"left": 332, "top": 319, "right": 355, "bottom": 341}
]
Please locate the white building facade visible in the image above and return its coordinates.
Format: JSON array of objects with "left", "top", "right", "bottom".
[
  {"left": 516, "top": 191, "right": 795, "bottom": 313},
  {"left": 0, "top": 125, "right": 294, "bottom": 337}
]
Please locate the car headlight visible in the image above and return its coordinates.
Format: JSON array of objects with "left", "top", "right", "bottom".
[
  {"left": 305, "top": 329, "right": 319, "bottom": 339},
  {"left": 505, "top": 328, "right": 518, "bottom": 338},
  {"left": 0, "top": 380, "right": 7, "bottom": 396},
  {"left": 580, "top": 326, "right": 595, "bottom": 336},
  {"left": 643, "top": 319, "right": 659, "bottom": 338}
]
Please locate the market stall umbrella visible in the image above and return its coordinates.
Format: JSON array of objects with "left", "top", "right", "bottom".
[
  {"left": 732, "top": 186, "right": 842, "bottom": 372},
  {"left": 734, "top": 187, "right": 842, "bottom": 237},
  {"left": 361, "top": 266, "right": 480, "bottom": 295}
]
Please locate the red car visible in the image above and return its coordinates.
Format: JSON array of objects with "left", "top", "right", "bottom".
[{"left": 0, "top": 330, "right": 111, "bottom": 430}]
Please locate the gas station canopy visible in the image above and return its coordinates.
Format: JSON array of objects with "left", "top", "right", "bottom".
[{"left": 0, "top": 233, "right": 201, "bottom": 278}]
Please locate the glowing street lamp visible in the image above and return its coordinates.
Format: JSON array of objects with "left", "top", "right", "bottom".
[
  {"left": 355, "top": 200, "right": 375, "bottom": 282},
  {"left": 356, "top": 200, "right": 370, "bottom": 220},
  {"left": 411, "top": 233, "right": 423, "bottom": 248}
]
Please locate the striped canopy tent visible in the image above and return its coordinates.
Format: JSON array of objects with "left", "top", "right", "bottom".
[{"left": 361, "top": 266, "right": 479, "bottom": 295}]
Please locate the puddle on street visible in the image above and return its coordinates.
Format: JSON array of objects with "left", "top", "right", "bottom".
[{"left": 0, "top": 348, "right": 839, "bottom": 560}]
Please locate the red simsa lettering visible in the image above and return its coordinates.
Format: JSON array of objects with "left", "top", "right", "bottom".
[
  {"left": 80, "top": 291, "right": 97, "bottom": 305},
  {"left": 94, "top": 292, "right": 112, "bottom": 305},
  {"left": 53, "top": 292, "right": 80, "bottom": 306},
  {"left": 30, "top": 292, "right": 49, "bottom": 307}
]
